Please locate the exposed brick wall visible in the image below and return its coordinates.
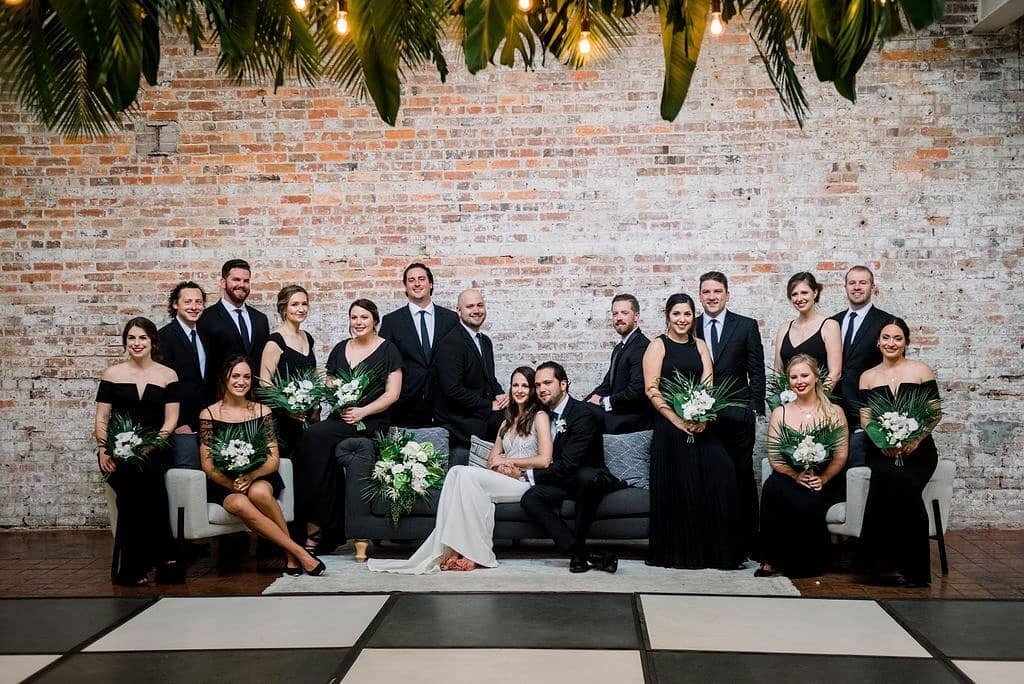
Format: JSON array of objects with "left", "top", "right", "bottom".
[{"left": 1, "top": 6, "right": 1021, "bottom": 528}]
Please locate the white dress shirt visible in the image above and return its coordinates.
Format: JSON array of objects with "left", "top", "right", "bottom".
[
  {"left": 841, "top": 302, "right": 873, "bottom": 345},
  {"left": 176, "top": 316, "right": 206, "bottom": 378},
  {"left": 461, "top": 322, "right": 483, "bottom": 355}
]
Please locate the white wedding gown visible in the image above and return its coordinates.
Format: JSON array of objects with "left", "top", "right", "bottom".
[{"left": 366, "top": 428, "right": 537, "bottom": 574}]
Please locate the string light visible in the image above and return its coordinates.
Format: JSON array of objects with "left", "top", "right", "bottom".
[
  {"left": 578, "top": 1, "right": 591, "bottom": 56},
  {"left": 335, "top": 0, "right": 349, "bottom": 35},
  {"left": 518, "top": 0, "right": 532, "bottom": 11},
  {"left": 2, "top": 0, "right": 26, "bottom": 6},
  {"left": 709, "top": 0, "right": 723, "bottom": 36}
]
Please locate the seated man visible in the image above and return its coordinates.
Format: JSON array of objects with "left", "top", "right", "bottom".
[
  {"left": 522, "top": 361, "right": 623, "bottom": 574},
  {"left": 585, "top": 294, "right": 652, "bottom": 433}
]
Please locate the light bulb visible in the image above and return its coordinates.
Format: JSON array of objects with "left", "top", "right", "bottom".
[
  {"left": 3, "top": 0, "right": 26, "bottom": 5},
  {"left": 578, "top": 30, "right": 591, "bottom": 55},
  {"left": 293, "top": 0, "right": 308, "bottom": 11},
  {"left": 518, "top": 0, "right": 531, "bottom": 10},
  {"left": 335, "top": 10, "right": 349, "bottom": 35},
  {"left": 709, "top": 12, "right": 724, "bottom": 35}
]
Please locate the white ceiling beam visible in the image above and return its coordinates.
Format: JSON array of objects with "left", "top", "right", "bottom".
[{"left": 973, "top": 0, "right": 1024, "bottom": 33}]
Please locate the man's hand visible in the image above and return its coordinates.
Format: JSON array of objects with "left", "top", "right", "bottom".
[
  {"left": 587, "top": 395, "right": 603, "bottom": 406},
  {"left": 173, "top": 425, "right": 193, "bottom": 435},
  {"left": 492, "top": 393, "right": 510, "bottom": 411}
]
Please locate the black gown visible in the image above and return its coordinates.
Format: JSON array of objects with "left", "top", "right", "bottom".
[
  {"left": 779, "top": 320, "right": 829, "bottom": 370},
  {"left": 648, "top": 335, "right": 741, "bottom": 569},
  {"left": 263, "top": 331, "right": 317, "bottom": 460},
  {"left": 293, "top": 338, "right": 403, "bottom": 541},
  {"left": 758, "top": 405, "right": 846, "bottom": 577},
  {"left": 199, "top": 414, "right": 285, "bottom": 506},
  {"left": 859, "top": 380, "right": 940, "bottom": 584},
  {"left": 96, "top": 380, "right": 178, "bottom": 584}
]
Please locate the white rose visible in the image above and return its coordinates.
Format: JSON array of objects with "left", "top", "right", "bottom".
[
  {"left": 780, "top": 390, "right": 797, "bottom": 404},
  {"left": 401, "top": 442, "right": 423, "bottom": 459},
  {"left": 391, "top": 463, "right": 405, "bottom": 474},
  {"left": 410, "top": 462, "right": 427, "bottom": 478}
]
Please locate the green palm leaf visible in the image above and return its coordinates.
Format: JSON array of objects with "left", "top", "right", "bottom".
[
  {"left": 658, "top": 0, "right": 709, "bottom": 121},
  {"left": 743, "top": 0, "right": 808, "bottom": 126},
  {"left": 899, "top": 0, "right": 943, "bottom": 30}
]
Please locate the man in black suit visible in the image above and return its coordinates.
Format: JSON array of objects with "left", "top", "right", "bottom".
[
  {"left": 196, "top": 259, "right": 270, "bottom": 390},
  {"left": 521, "top": 362, "right": 621, "bottom": 573},
  {"left": 831, "top": 265, "right": 893, "bottom": 466},
  {"left": 694, "top": 271, "right": 766, "bottom": 561},
  {"left": 379, "top": 263, "right": 459, "bottom": 428},
  {"left": 158, "top": 281, "right": 210, "bottom": 469},
  {"left": 433, "top": 289, "right": 507, "bottom": 458},
  {"left": 584, "top": 294, "right": 652, "bottom": 434}
]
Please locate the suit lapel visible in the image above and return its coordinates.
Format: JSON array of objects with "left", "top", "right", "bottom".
[
  {"left": 457, "top": 325, "right": 485, "bottom": 374},
  {"left": 553, "top": 398, "right": 575, "bottom": 450},
  {"left": 216, "top": 301, "right": 246, "bottom": 347},
  {"left": 174, "top": 321, "right": 202, "bottom": 376},
  {"left": 847, "top": 307, "right": 880, "bottom": 357},
  {"left": 403, "top": 307, "right": 429, "bottom": 364}
]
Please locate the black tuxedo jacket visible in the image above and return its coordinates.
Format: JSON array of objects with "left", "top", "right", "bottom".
[
  {"left": 158, "top": 320, "right": 212, "bottom": 430},
  {"left": 694, "top": 310, "right": 766, "bottom": 421},
  {"left": 196, "top": 301, "right": 270, "bottom": 391},
  {"left": 585, "top": 329, "right": 652, "bottom": 433},
  {"left": 830, "top": 305, "right": 893, "bottom": 424},
  {"left": 433, "top": 325, "right": 504, "bottom": 448},
  {"left": 534, "top": 396, "right": 608, "bottom": 488},
  {"left": 379, "top": 304, "right": 459, "bottom": 424}
]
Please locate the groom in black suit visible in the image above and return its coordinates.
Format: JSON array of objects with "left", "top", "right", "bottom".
[
  {"left": 831, "top": 265, "right": 892, "bottom": 466},
  {"left": 196, "top": 259, "right": 270, "bottom": 389},
  {"left": 379, "top": 263, "right": 459, "bottom": 427},
  {"left": 584, "top": 294, "right": 652, "bottom": 433},
  {"left": 521, "top": 361, "right": 622, "bottom": 574},
  {"left": 433, "top": 289, "right": 507, "bottom": 458},
  {"left": 694, "top": 272, "right": 766, "bottom": 560}
]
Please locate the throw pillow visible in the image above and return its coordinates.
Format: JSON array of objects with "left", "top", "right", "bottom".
[
  {"left": 468, "top": 435, "right": 493, "bottom": 469},
  {"left": 603, "top": 430, "right": 652, "bottom": 489}
]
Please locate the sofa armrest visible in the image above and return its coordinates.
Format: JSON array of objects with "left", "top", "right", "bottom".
[
  {"left": 841, "top": 466, "right": 872, "bottom": 538},
  {"left": 278, "top": 458, "right": 294, "bottom": 522},
  {"left": 923, "top": 460, "right": 955, "bottom": 535},
  {"left": 165, "top": 468, "right": 209, "bottom": 539}
]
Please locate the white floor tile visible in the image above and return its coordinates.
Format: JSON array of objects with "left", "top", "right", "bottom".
[
  {"left": 954, "top": 660, "right": 1024, "bottom": 684},
  {"left": 0, "top": 655, "right": 60, "bottom": 684},
  {"left": 343, "top": 649, "right": 645, "bottom": 684},
  {"left": 84, "top": 595, "right": 387, "bottom": 652},
  {"left": 640, "top": 595, "right": 930, "bottom": 658}
]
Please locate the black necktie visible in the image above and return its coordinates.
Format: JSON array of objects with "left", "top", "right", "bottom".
[
  {"left": 609, "top": 341, "right": 624, "bottom": 384},
  {"left": 190, "top": 329, "right": 203, "bottom": 378},
  {"left": 843, "top": 312, "right": 857, "bottom": 353},
  {"left": 235, "top": 309, "right": 251, "bottom": 353},
  {"left": 709, "top": 319, "right": 720, "bottom": 360},
  {"left": 474, "top": 332, "right": 484, "bottom": 356},
  {"left": 418, "top": 310, "right": 431, "bottom": 361}
]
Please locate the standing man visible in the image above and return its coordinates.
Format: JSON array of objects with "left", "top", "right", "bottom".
[
  {"left": 831, "top": 265, "right": 892, "bottom": 466},
  {"left": 379, "top": 263, "right": 459, "bottom": 428},
  {"left": 584, "top": 294, "right": 652, "bottom": 433},
  {"left": 521, "top": 362, "right": 621, "bottom": 574},
  {"left": 433, "top": 289, "right": 507, "bottom": 461},
  {"left": 159, "top": 281, "right": 210, "bottom": 469},
  {"left": 694, "top": 271, "right": 766, "bottom": 561},
  {"left": 197, "top": 259, "right": 270, "bottom": 388}
]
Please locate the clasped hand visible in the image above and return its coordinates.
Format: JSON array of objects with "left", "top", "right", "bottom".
[
  {"left": 882, "top": 439, "right": 920, "bottom": 461},
  {"left": 233, "top": 474, "right": 252, "bottom": 492},
  {"left": 796, "top": 470, "right": 823, "bottom": 491},
  {"left": 675, "top": 418, "right": 706, "bottom": 436},
  {"left": 340, "top": 406, "right": 368, "bottom": 425},
  {"left": 489, "top": 455, "right": 521, "bottom": 480}
]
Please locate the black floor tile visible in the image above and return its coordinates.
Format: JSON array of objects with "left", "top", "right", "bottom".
[
  {"left": 366, "top": 593, "right": 639, "bottom": 649},
  {"left": 0, "top": 598, "right": 152, "bottom": 654},
  {"left": 33, "top": 648, "right": 349, "bottom": 683},
  {"left": 651, "top": 651, "right": 962, "bottom": 684},
  {"left": 884, "top": 599, "right": 1024, "bottom": 659}
]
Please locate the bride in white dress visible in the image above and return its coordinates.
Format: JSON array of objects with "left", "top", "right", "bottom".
[{"left": 367, "top": 367, "right": 553, "bottom": 574}]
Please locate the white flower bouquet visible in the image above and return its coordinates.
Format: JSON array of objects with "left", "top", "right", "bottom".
[
  {"left": 257, "top": 367, "right": 324, "bottom": 425},
  {"left": 364, "top": 428, "right": 446, "bottom": 527},
  {"left": 864, "top": 386, "right": 942, "bottom": 466},
  {"left": 765, "top": 367, "right": 798, "bottom": 411},
  {"left": 101, "top": 412, "right": 168, "bottom": 478},
  {"left": 768, "top": 419, "right": 846, "bottom": 473},
  {"left": 209, "top": 421, "right": 271, "bottom": 477},
  {"left": 660, "top": 372, "right": 744, "bottom": 443},
  {"left": 324, "top": 364, "right": 383, "bottom": 430}
]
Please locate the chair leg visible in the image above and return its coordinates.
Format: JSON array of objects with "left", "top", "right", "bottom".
[
  {"left": 176, "top": 507, "right": 185, "bottom": 543},
  {"left": 354, "top": 539, "right": 369, "bottom": 562},
  {"left": 931, "top": 499, "right": 948, "bottom": 577}
]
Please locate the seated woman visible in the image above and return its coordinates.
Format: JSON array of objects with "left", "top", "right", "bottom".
[
  {"left": 757, "top": 354, "right": 848, "bottom": 578},
  {"left": 199, "top": 355, "right": 325, "bottom": 576},
  {"left": 858, "top": 318, "right": 942, "bottom": 588},
  {"left": 367, "top": 366, "right": 552, "bottom": 574},
  {"left": 95, "top": 317, "right": 183, "bottom": 586},
  {"left": 773, "top": 272, "right": 842, "bottom": 389},
  {"left": 293, "top": 299, "right": 403, "bottom": 554}
]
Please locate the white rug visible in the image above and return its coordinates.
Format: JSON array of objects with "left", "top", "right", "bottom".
[{"left": 263, "top": 556, "right": 799, "bottom": 596}]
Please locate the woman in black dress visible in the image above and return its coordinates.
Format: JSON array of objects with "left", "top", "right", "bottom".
[
  {"left": 773, "top": 272, "right": 843, "bottom": 389},
  {"left": 642, "top": 293, "right": 741, "bottom": 569},
  {"left": 199, "top": 355, "right": 325, "bottom": 576},
  {"left": 259, "top": 285, "right": 319, "bottom": 459},
  {"left": 757, "top": 354, "right": 848, "bottom": 578},
  {"left": 94, "top": 317, "right": 183, "bottom": 586},
  {"left": 293, "top": 298, "right": 404, "bottom": 553},
  {"left": 858, "top": 318, "right": 942, "bottom": 587}
]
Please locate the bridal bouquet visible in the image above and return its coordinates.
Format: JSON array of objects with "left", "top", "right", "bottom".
[
  {"left": 324, "top": 364, "right": 383, "bottom": 430},
  {"left": 101, "top": 412, "right": 168, "bottom": 478},
  {"left": 257, "top": 367, "right": 324, "bottom": 424},
  {"left": 660, "top": 372, "right": 744, "bottom": 443},
  {"left": 209, "top": 421, "right": 271, "bottom": 477},
  {"left": 864, "top": 387, "right": 942, "bottom": 466},
  {"left": 364, "top": 428, "right": 446, "bottom": 527},
  {"left": 768, "top": 420, "right": 846, "bottom": 473}
]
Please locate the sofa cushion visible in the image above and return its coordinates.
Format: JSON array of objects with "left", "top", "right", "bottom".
[
  {"left": 406, "top": 427, "right": 450, "bottom": 459},
  {"left": 493, "top": 486, "right": 649, "bottom": 523},
  {"left": 208, "top": 504, "right": 239, "bottom": 526},
  {"left": 603, "top": 430, "right": 652, "bottom": 489},
  {"left": 826, "top": 502, "right": 847, "bottom": 525},
  {"left": 469, "top": 436, "right": 492, "bottom": 469}
]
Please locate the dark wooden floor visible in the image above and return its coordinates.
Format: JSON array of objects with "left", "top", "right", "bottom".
[{"left": 1, "top": 529, "right": 1021, "bottom": 599}]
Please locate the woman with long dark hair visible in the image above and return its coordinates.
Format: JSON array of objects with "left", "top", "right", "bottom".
[
  {"left": 368, "top": 366, "right": 553, "bottom": 574},
  {"left": 773, "top": 272, "right": 843, "bottom": 389}
]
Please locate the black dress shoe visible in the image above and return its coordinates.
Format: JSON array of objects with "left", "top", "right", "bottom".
[
  {"left": 589, "top": 550, "right": 618, "bottom": 574},
  {"left": 569, "top": 555, "right": 590, "bottom": 573},
  {"left": 155, "top": 562, "right": 185, "bottom": 584}
]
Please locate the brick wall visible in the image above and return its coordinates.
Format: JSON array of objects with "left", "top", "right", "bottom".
[{"left": 1, "top": 5, "right": 1021, "bottom": 528}]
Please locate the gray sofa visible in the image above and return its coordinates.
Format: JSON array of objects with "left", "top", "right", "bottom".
[{"left": 338, "top": 427, "right": 651, "bottom": 560}]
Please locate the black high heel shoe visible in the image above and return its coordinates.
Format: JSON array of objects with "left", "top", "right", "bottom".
[
  {"left": 284, "top": 566, "right": 302, "bottom": 576},
  {"left": 306, "top": 555, "right": 326, "bottom": 577}
]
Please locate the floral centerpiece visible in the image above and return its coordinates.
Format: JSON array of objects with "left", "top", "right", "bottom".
[
  {"left": 364, "top": 428, "right": 446, "bottom": 527},
  {"left": 768, "top": 420, "right": 846, "bottom": 473},
  {"left": 209, "top": 421, "right": 271, "bottom": 477},
  {"left": 324, "top": 364, "right": 383, "bottom": 431},
  {"left": 101, "top": 412, "right": 168, "bottom": 479},
  {"left": 660, "top": 372, "right": 744, "bottom": 443},
  {"left": 257, "top": 367, "right": 324, "bottom": 425},
  {"left": 863, "top": 387, "right": 942, "bottom": 466}
]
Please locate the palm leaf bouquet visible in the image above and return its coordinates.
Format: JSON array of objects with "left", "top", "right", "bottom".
[
  {"left": 209, "top": 421, "right": 271, "bottom": 478},
  {"left": 660, "top": 372, "right": 745, "bottom": 443},
  {"left": 768, "top": 420, "right": 847, "bottom": 474},
  {"left": 765, "top": 366, "right": 798, "bottom": 411},
  {"left": 864, "top": 388, "right": 942, "bottom": 466},
  {"left": 364, "top": 428, "right": 446, "bottom": 528},
  {"left": 324, "top": 363, "right": 383, "bottom": 431},
  {"left": 257, "top": 366, "right": 324, "bottom": 426},
  {"left": 101, "top": 412, "right": 168, "bottom": 479}
]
